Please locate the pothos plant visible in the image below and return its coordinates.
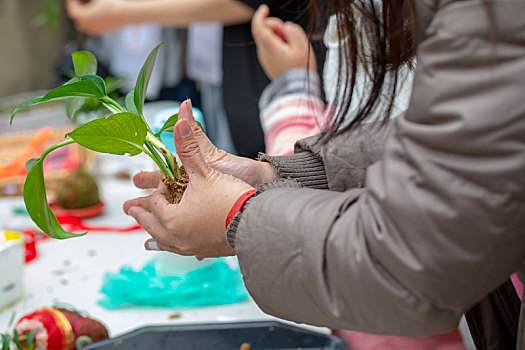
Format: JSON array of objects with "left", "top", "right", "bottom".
[{"left": 10, "top": 42, "right": 188, "bottom": 240}]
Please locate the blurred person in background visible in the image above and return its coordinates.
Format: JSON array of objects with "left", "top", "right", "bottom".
[{"left": 66, "top": 0, "right": 318, "bottom": 158}]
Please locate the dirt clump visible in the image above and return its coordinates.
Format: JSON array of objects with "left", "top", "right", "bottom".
[
  {"left": 55, "top": 168, "right": 100, "bottom": 209},
  {"left": 162, "top": 167, "right": 189, "bottom": 204}
]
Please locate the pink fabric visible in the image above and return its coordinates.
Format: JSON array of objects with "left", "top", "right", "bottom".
[
  {"left": 334, "top": 329, "right": 466, "bottom": 350},
  {"left": 260, "top": 95, "right": 327, "bottom": 155},
  {"left": 512, "top": 273, "right": 523, "bottom": 300}
]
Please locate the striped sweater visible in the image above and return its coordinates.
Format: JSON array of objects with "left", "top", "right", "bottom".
[{"left": 258, "top": 68, "right": 326, "bottom": 156}]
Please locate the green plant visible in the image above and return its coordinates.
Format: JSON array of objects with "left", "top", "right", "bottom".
[
  {"left": 32, "top": 0, "right": 61, "bottom": 32},
  {"left": 10, "top": 43, "right": 186, "bottom": 240},
  {"left": 1, "top": 313, "right": 36, "bottom": 350}
]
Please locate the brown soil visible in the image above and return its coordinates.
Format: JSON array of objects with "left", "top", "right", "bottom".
[{"left": 162, "top": 167, "right": 189, "bottom": 204}]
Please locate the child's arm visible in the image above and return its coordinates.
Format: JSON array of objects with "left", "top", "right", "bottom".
[{"left": 252, "top": 5, "right": 322, "bottom": 155}]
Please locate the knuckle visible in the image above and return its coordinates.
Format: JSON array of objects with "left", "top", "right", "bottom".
[
  {"left": 208, "top": 148, "right": 227, "bottom": 166},
  {"left": 178, "top": 140, "right": 200, "bottom": 158},
  {"left": 206, "top": 169, "right": 221, "bottom": 182}
]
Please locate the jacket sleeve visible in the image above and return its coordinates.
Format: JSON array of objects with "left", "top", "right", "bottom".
[{"left": 233, "top": 0, "right": 525, "bottom": 336}]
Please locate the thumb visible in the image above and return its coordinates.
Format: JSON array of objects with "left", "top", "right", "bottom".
[
  {"left": 178, "top": 99, "right": 220, "bottom": 162},
  {"left": 283, "top": 22, "right": 308, "bottom": 49},
  {"left": 178, "top": 99, "right": 196, "bottom": 124},
  {"left": 179, "top": 99, "right": 206, "bottom": 139},
  {"left": 173, "top": 119, "right": 208, "bottom": 180}
]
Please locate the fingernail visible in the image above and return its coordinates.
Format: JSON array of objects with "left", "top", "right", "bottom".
[
  {"left": 145, "top": 240, "right": 160, "bottom": 251},
  {"left": 178, "top": 120, "right": 192, "bottom": 138},
  {"left": 182, "top": 98, "right": 192, "bottom": 110}
]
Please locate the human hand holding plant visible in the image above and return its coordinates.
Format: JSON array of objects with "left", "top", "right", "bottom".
[
  {"left": 132, "top": 100, "right": 277, "bottom": 191},
  {"left": 123, "top": 106, "right": 255, "bottom": 258},
  {"left": 252, "top": 4, "right": 316, "bottom": 81}
]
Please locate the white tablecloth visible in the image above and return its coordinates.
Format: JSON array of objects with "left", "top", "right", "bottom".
[{"left": 0, "top": 125, "right": 328, "bottom": 336}]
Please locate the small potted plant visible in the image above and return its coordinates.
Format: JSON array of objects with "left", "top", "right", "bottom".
[
  {"left": 10, "top": 43, "right": 188, "bottom": 239},
  {"left": 50, "top": 166, "right": 104, "bottom": 218}
]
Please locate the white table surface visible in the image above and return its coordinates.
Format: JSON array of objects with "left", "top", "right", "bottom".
[{"left": 0, "top": 140, "right": 328, "bottom": 337}]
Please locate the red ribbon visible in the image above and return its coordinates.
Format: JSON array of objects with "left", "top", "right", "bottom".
[{"left": 56, "top": 215, "right": 143, "bottom": 232}]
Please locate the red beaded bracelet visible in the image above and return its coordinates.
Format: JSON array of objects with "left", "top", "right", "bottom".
[{"left": 225, "top": 189, "right": 257, "bottom": 228}]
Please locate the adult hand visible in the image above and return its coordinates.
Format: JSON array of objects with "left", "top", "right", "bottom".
[
  {"left": 251, "top": 4, "right": 316, "bottom": 80},
  {"left": 123, "top": 112, "right": 255, "bottom": 257},
  {"left": 132, "top": 100, "right": 277, "bottom": 191},
  {"left": 67, "top": 0, "right": 128, "bottom": 35}
]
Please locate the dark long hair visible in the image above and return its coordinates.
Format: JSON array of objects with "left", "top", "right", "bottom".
[
  {"left": 310, "top": 0, "right": 497, "bottom": 142},
  {"left": 310, "top": 0, "right": 417, "bottom": 141}
]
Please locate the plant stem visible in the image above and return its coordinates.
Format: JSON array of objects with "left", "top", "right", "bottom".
[
  {"left": 99, "top": 96, "right": 178, "bottom": 180},
  {"left": 100, "top": 96, "right": 124, "bottom": 114},
  {"left": 143, "top": 143, "right": 174, "bottom": 180},
  {"left": 145, "top": 132, "right": 181, "bottom": 179},
  {"left": 41, "top": 139, "right": 75, "bottom": 159}
]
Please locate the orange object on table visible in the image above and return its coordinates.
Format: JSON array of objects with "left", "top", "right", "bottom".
[
  {"left": 0, "top": 127, "right": 53, "bottom": 179},
  {"left": 0, "top": 127, "right": 94, "bottom": 197}
]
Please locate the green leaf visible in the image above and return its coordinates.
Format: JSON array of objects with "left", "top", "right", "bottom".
[
  {"left": 162, "top": 120, "right": 204, "bottom": 134},
  {"left": 155, "top": 113, "right": 178, "bottom": 137},
  {"left": 11, "top": 75, "right": 107, "bottom": 124},
  {"left": 65, "top": 75, "right": 106, "bottom": 96},
  {"left": 133, "top": 42, "right": 163, "bottom": 116},
  {"left": 26, "top": 329, "right": 36, "bottom": 347},
  {"left": 7, "top": 312, "right": 16, "bottom": 328},
  {"left": 71, "top": 51, "right": 97, "bottom": 76},
  {"left": 67, "top": 113, "right": 147, "bottom": 156},
  {"left": 24, "top": 142, "right": 86, "bottom": 239},
  {"left": 65, "top": 97, "right": 84, "bottom": 122},
  {"left": 68, "top": 51, "right": 99, "bottom": 121},
  {"left": 66, "top": 55, "right": 112, "bottom": 122},
  {"left": 31, "top": 0, "right": 60, "bottom": 32},
  {"left": 1, "top": 334, "right": 10, "bottom": 350},
  {"left": 13, "top": 331, "right": 21, "bottom": 350},
  {"left": 105, "top": 76, "right": 123, "bottom": 95},
  {"left": 125, "top": 89, "right": 139, "bottom": 115},
  {"left": 26, "top": 158, "right": 40, "bottom": 171}
]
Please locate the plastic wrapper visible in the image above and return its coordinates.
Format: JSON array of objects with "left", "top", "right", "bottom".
[{"left": 98, "top": 257, "right": 248, "bottom": 309}]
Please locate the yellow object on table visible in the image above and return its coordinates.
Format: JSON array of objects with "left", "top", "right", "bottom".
[{"left": 3, "top": 230, "right": 22, "bottom": 241}]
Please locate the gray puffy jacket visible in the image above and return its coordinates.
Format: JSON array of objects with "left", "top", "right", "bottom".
[{"left": 227, "top": 0, "right": 525, "bottom": 344}]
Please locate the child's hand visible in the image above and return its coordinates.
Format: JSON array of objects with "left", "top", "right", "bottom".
[
  {"left": 67, "top": 0, "right": 127, "bottom": 35},
  {"left": 252, "top": 4, "right": 316, "bottom": 80}
]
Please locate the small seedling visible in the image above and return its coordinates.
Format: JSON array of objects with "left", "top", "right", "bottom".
[{"left": 10, "top": 42, "right": 188, "bottom": 239}]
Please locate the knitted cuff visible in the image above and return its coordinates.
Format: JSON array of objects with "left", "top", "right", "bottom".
[{"left": 258, "top": 152, "right": 329, "bottom": 190}]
